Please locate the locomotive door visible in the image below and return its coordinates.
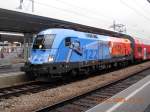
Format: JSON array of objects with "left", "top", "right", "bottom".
[
  {"left": 98, "top": 40, "right": 103, "bottom": 60},
  {"left": 100, "top": 41, "right": 111, "bottom": 60}
]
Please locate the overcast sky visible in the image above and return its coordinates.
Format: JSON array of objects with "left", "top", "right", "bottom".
[{"left": 0, "top": 0, "right": 150, "bottom": 39}]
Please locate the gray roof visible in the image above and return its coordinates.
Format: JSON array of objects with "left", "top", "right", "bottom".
[{"left": 0, "top": 8, "right": 131, "bottom": 39}]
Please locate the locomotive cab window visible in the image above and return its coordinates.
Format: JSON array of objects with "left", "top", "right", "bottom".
[
  {"left": 65, "top": 37, "right": 71, "bottom": 47},
  {"left": 33, "top": 34, "right": 56, "bottom": 49}
]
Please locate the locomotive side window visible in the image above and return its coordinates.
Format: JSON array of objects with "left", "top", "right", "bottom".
[
  {"left": 44, "top": 34, "right": 55, "bottom": 48},
  {"left": 33, "top": 34, "right": 55, "bottom": 49},
  {"left": 65, "top": 37, "right": 71, "bottom": 47}
]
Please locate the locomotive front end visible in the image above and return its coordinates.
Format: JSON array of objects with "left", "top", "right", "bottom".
[
  {"left": 29, "top": 34, "right": 56, "bottom": 64},
  {"left": 22, "top": 30, "right": 60, "bottom": 79}
]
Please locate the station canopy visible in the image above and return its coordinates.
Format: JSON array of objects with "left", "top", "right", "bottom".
[{"left": 0, "top": 8, "right": 128, "bottom": 37}]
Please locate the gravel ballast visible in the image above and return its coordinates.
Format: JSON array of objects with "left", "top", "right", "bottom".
[{"left": 0, "top": 62, "right": 150, "bottom": 112}]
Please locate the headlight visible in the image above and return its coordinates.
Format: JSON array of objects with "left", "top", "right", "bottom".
[
  {"left": 28, "top": 56, "right": 32, "bottom": 61},
  {"left": 48, "top": 56, "right": 54, "bottom": 62}
]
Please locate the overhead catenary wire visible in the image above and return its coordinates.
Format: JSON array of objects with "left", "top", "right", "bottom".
[
  {"left": 120, "top": 0, "right": 150, "bottom": 22},
  {"left": 33, "top": 0, "right": 129, "bottom": 32},
  {"left": 42, "top": 0, "right": 149, "bottom": 35},
  {"left": 34, "top": 1, "right": 110, "bottom": 24},
  {"left": 20, "top": 0, "right": 149, "bottom": 38},
  {"left": 55, "top": 0, "right": 114, "bottom": 21},
  {"left": 133, "top": 0, "right": 150, "bottom": 15}
]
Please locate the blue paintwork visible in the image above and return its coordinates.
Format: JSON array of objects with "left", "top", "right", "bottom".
[{"left": 29, "top": 28, "right": 111, "bottom": 64}]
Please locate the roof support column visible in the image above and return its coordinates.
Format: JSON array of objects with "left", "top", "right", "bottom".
[{"left": 23, "top": 33, "right": 34, "bottom": 61}]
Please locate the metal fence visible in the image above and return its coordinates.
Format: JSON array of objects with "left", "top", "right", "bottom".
[{"left": 0, "top": 45, "right": 31, "bottom": 67}]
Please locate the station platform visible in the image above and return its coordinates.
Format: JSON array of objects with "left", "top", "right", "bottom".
[
  {"left": 0, "top": 72, "right": 27, "bottom": 88},
  {"left": 86, "top": 74, "right": 150, "bottom": 112},
  {"left": 0, "top": 63, "right": 24, "bottom": 74}
]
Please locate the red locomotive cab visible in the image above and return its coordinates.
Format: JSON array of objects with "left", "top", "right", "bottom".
[{"left": 109, "top": 37, "right": 131, "bottom": 57}]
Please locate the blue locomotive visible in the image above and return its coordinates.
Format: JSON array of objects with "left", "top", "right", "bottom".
[{"left": 22, "top": 28, "right": 132, "bottom": 79}]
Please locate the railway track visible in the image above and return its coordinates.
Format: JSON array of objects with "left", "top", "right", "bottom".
[
  {"left": 0, "top": 81, "right": 53, "bottom": 99},
  {"left": 0, "top": 62, "right": 150, "bottom": 112},
  {"left": 36, "top": 68, "right": 150, "bottom": 112},
  {"left": 0, "top": 62, "right": 136, "bottom": 100}
]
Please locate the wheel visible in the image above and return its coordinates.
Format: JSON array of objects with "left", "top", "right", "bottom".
[
  {"left": 71, "top": 69, "right": 78, "bottom": 77},
  {"left": 25, "top": 72, "right": 36, "bottom": 80}
]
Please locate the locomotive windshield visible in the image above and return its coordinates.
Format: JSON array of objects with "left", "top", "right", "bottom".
[{"left": 33, "top": 34, "right": 55, "bottom": 49}]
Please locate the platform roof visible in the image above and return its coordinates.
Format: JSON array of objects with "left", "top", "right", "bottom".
[{"left": 0, "top": 8, "right": 129, "bottom": 38}]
